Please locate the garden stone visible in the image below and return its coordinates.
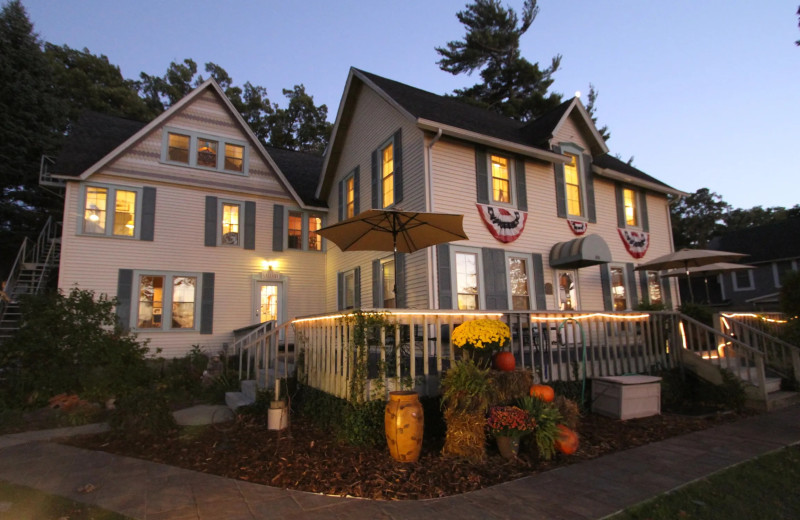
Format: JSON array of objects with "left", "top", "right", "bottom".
[{"left": 172, "top": 404, "right": 234, "bottom": 426}]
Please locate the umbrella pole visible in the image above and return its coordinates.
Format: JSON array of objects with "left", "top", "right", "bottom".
[{"left": 685, "top": 272, "right": 695, "bottom": 303}]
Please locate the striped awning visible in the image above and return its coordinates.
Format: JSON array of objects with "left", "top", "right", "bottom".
[{"left": 549, "top": 234, "right": 612, "bottom": 268}]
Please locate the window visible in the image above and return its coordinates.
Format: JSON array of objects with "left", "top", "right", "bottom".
[
  {"left": 221, "top": 203, "right": 240, "bottom": 245},
  {"left": 507, "top": 255, "right": 532, "bottom": 310},
  {"left": 284, "top": 209, "right": 323, "bottom": 252},
  {"left": 557, "top": 270, "right": 578, "bottom": 310},
  {"left": 345, "top": 176, "right": 355, "bottom": 219},
  {"left": 773, "top": 260, "right": 797, "bottom": 288},
  {"left": 623, "top": 188, "right": 638, "bottom": 227},
  {"left": 564, "top": 153, "right": 583, "bottom": 217},
  {"left": 163, "top": 128, "right": 248, "bottom": 174},
  {"left": 732, "top": 270, "right": 754, "bottom": 291},
  {"left": 82, "top": 184, "right": 140, "bottom": 238},
  {"left": 381, "top": 141, "right": 394, "bottom": 208},
  {"left": 381, "top": 259, "right": 396, "bottom": 308},
  {"left": 136, "top": 273, "right": 198, "bottom": 331},
  {"left": 646, "top": 271, "right": 663, "bottom": 306},
  {"left": 610, "top": 266, "right": 628, "bottom": 310},
  {"left": 491, "top": 154, "right": 511, "bottom": 204},
  {"left": 287, "top": 211, "right": 303, "bottom": 250},
  {"left": 308, "top": 214, "right": 322, "bottom": 251},
  {"left": 344, "top": 271, "right": 356, "bottom": 309},
  {"left": 455, "top": 251, "right": 479, "bottom": 310}
]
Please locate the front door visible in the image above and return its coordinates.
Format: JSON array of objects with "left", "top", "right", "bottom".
[{"left": 256, "top": 282, "right": 281, "bottom": 324}]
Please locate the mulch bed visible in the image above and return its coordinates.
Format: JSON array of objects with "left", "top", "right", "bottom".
[{"left": 61, "top": 409, "right": 749, "bottom": 500}]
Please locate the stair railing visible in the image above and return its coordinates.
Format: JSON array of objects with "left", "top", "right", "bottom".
[
  {"left": 234, "top": 319, "right": 294, "bottom": 401},
  {"left": 718, "top": 314, "right": 800, "bottom": 385}
]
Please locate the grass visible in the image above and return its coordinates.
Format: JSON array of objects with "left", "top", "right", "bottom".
[
  {"left": 0, "top": 480, "right": 132, "bottom": 520},
  {"left": 608, "top": 445, "right": 800, "bottom": 520}
]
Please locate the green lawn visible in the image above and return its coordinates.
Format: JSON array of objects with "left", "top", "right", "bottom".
[
  {"left": 0, "top": 480, "right": 132, "bottom": 520},
  {"left": 608, "top": 445, "right": 800, "bottom": 520}
]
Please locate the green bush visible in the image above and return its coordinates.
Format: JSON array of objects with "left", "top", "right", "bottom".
[
  {"left": 678, "top": 302, "right": 714, "bottom": 327},
  {"left": 0, "top": 288, "right": 152, "bottom": 407},
  {"left": 296, "top": 385, "right": 386, "bottom": 446},
  {"left": 517, "top": 395, "right": 562, "bottom": 460},
  {"left": 109, "top": 385, "right": 176, "bottom": 437},
  {"left": 660, "top": 367, "right": 746, "bottom": 413}
]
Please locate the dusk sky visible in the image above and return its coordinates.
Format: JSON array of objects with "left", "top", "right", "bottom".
[{"left": 23, "top": 1, "right": 800, "bottom": 210}]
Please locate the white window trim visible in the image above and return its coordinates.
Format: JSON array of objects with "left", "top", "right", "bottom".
[
  {"left": 218, "top": 199, "right": 243, "bottom": 247},
  {"left": 559, "top": 142, "right": 587, "bottom": 221},
  {"left": 772, "top": 260, "right": 798, "bottom": 289},
  {"left": 161, "top": 126, "right": 249, "bottom": 175},
  {"left": 377, "top": 135, "right": 396, "bottom": 209},
  {"left": 377, "top": 256, "right": 396, "bottom": 308},
  {"left": 284, "top": 207, "right": 325, "bottom": 252},
  {"left": 79, "top": 182, "right": 143, "bottom": 239},
  {"left": 609, "top": 264, "right": 630, "bottom": 311},
  {"left": 132, "top": 270, "right": 202, "bottom": 332},
  {"left": 555, "top": 269, "right": 580, "bottom": 311},
  {"left": 487, "top": 151, "right": 516, "bottom": 208},
  {"left": 505, "top": 252, "right": 535, "bottom": 310},
  {"left": 450, "top": 245, "right": 485, "bottom": 310},
  {"left": 732, "top": 270, "right": 755, "bottom": 291}
]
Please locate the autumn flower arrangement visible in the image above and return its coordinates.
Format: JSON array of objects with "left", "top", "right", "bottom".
[
  {"left": 452, "top": 319, "right": 510, "bottom": 354},
  {"left": 486, "top": 405, "right": 536, "bottom": 439}
]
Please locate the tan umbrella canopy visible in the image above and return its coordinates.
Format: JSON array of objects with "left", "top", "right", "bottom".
[
  {"left": 317, "top": 209, "right": 468, "bottom": 297},
  {"left": 635, "top": 249, "right": 749, "bottom": 301},
  {"left": 661, "top": 262, "right": 756, "bottom": 302}
]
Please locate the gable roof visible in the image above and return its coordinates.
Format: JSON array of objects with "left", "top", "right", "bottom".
[
  {"left": 592, "top": 154, "right": 686, "bottom": 196},
  {"left": 265, "top": 146, "right": 326, "bottom": 207},
  {"left": 51, "top": 79, "right": 313, "bottom": 208},
  {"left": 708, "top": 217, "right": 800, "bottom": 263}
]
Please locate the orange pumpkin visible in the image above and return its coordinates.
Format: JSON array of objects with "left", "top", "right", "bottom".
[
  {"left": 493, "top": 351, "right": 516, "bottom": 372},
  {"left": 529, "top": 384, "right": 555, "bottom": 402},
  {"left": 555, "top": 424, "right": 579, "bottom": 455}
]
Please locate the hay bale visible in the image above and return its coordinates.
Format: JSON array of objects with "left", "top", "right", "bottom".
[
  {"left": 489, "top": 370, "right": 533, "bottom": 405},
  {"left": 554, "top": 395, "right": 581, "bottom": 430},
  {"left": 442, "top": 409, "right": 486, "bottom": 462}
]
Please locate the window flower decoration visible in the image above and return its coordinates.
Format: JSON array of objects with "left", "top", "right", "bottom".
[
  {"left": 452, "top": 319, "right": 510, "bottom": 353},
  {"left": 486, "top": 405, "right": 535, "bottom": 438}
]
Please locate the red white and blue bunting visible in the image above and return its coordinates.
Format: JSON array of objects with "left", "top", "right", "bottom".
[
  {"left": 477, "top": 203, "right": 527, "bottom": 243},
  {"left": 567, "top": 219, "right": 588, "bottom": 236},
  {"left": 618, "top": 228, "right": 650, "bottom": 259}
]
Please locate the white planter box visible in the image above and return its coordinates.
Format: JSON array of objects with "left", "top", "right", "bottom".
[{"left": 591, "top": 375, "right": 662, "bottom": 420}]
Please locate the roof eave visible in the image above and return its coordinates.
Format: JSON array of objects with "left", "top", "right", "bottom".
[
  {"left": 549, "top": 98, "right": 610, "bottom": 156},
  {"left": 592, "top": 165, "right": 689, "bottom": 197},
  {"left": 417, "top": 118, "right": 569, "bottom": 164}
]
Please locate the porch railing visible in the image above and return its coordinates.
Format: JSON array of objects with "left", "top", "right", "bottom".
[
  {"left": 717, "top": 312, "right": 788, "bottom": 339},
  {"left": 716, "top": 314, "right": 800, "bottom": 383},
  {"left": 234, "top": 319, "right": 294, "bottom": 400}
]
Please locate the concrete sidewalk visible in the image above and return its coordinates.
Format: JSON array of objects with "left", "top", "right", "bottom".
[{"left": 0, "top": 405, "right": 798, "bottom": 519}]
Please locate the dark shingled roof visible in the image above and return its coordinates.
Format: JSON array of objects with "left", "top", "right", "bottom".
[
  {"left": 592, "top": 154, "right": 676, "bottom": 191},
  {"left": 708, "top": 218, "right": 800, "bottom": 263},
  {"left": 264, "top": 146, "right": 326, "bottom": 207},
  {"left": 53, "top": 111, "right": 148, "bottom": 177}
]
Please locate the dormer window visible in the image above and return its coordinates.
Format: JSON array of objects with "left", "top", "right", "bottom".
[
  {"left": 168, "top": 133, "right": 190, "bottom": 163},
  {"left": 197, "top": 139, "right": 218, "bottom": 168},
  {"left": 564, "top": 153, "right": 583, "bottom": 217},
  {"left": 162, "top": 127, "right": 248, "bottom": 175},
  {"left": 225, "top": 144, "right": 244, "bottom": 172}
]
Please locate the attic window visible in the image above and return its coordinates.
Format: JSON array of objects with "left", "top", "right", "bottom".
[
  {"left": 197, "top": 139, "right": 218, "bottom": 168},
  {"left": 168, "top": 133, "right": 190, "bottom": 163},
  {"left": 162, "top": 127, "right": 249, "bottom": 175},
  {"left": 225, "top": 144, "right": 244, "bottom": 172}
]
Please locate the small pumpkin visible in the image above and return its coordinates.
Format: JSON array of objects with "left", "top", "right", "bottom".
[
  {"left": 529, "top": 384, "right": 555, "bottom": 402},
  {"left": 493, "top": 351, "right": 516, "bottom": 372},
  {"left": 554, "top": 424, "right": 579, "bottom": 455}
]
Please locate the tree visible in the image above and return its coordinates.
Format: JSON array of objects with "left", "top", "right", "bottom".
[
  {"left": 796, "top": 5, "right": 799, "bottom": 46},
  {"left": 669, "top": 188, "right": 729, "bottom": 249},
  {"left": 723, "top": 205, "right": 800, "bottom": 231},
  {"left": 436, "top": 0, "right": 562, "bottom": 121},
  {"left": 584, "top": 83, "right": 610, "bottom": 142},
  {"left": 268, "top": 85, "right": 332, "bottom": 154}
]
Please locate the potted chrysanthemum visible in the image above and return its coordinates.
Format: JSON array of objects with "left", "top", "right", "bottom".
[
  {"left": 451, "top": 319, "right": 511, "bottom": 368},
  {"left": 486, "top": 405, "right": 535, "bottom": 459}
]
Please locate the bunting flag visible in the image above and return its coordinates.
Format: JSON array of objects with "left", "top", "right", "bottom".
[
  {"left": 477, "top": 203, "right": 527, "bottom": 243},
  {"left": 618, "top": 228, "right": 650, "bottom": 259},
  {"left": 567, "top": 219, "right": 588, "bottom": 235}
]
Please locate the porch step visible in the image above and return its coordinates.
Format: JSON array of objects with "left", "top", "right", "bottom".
[
  {"left": 224, "top": 391, "right": 254, "bottom": 410},
  {"left": 734, "top": 367, "right": 782, "bottom": 393},
  {"left": 746, "top": 390, "right": 800, "bottom": 412}
]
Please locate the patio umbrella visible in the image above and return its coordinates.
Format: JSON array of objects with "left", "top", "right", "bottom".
[
  {"left": 661, "top": 262, "right": 756, "bottom": 302},
  {"left": 316, "top": 208, "right": 468, "bottom": 297},
  {"left": 635, "top": 248, "right": 748, "bottom": 302}
]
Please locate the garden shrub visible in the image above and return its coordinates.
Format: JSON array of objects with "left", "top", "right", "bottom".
[
  {"left": 296, "top": 385, "right": 386, "bottom": 446},
  {"left": 678, "top": 302, "right": 714, "bottom": 327},
  {"left": 109, "top": 385, "right": 176, "bottom": 437},
  {"left": 660, "top": 367, "right": 746, "bottom": 413}
]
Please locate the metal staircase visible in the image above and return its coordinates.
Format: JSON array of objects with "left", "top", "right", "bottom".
[{"left": 0, "top": 217, "right": 62, "bottom": 343}]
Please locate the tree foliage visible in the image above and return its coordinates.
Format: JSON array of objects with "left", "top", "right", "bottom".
[
  {"left": 584, "top": 83, "right": 610, "bottom": 142},
  {"left": 669, "top": 188, "right": 729, "bottom": 249},
  {"left": 723, "top": 204, "right": 800, "bottom": 231},
  {"left": 436, "top": 0, "right": 562, "bottom": 121}
]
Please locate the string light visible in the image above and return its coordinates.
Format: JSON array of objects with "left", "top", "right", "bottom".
[
  {"left": 721, "top": 313, "right": 788, "bottom": 324},
  {"left": 293, "top": 310, "right": 504, "bottom": 325},
  {"left": 527, "top": 312, "right": 650, "bottom": 321}
]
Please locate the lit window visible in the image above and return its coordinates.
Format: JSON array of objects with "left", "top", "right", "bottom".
[
  {"left": 647, "top": 272, "right": 663, "bottom": 305},
  {"left": 224, "top": 143, "right": 244, "bottom": 172},
  {"left": 171, "top": 276, "right": 197, "bottom": 329},
  {"left": 456, "top": 252, "right": 479, "bottom": 310},
  {"left": 197, "top": 138, "right": 218, "bottom": 168},
  {"left": 564, "top": 154, "right": 583, "bottom": 217},
  {"left": 112, "top": 190, "right": 137, "bottom": 237},
  {"left": 491, "top": 155, "right": 511, "bottom": 204},
  {"left": 345, "top": 176, "right": 355, "bottom": 219},
  {"left": 382, "top": 260, "right": 395, "bottom": 308},
  {"left": 624, "top": 188, "right": 638, "bottom": 227},
  {"left": 287, "top": 211, "right": 303, "bottom": 249},
  {"left": 221, "top": 203, "right": 240, "bottom": 245},
  {"left": 308, "top": 213, "right": 322, "bottom": 251},
  {"left": 558, "top": 271, "right": 578, "bottom": 310},
  {"left": 508, "top": 256, "right": 531, "bottom": 310},
  {"left": 167, "top": 133, "right": 190, "bottom": 163},
  {"left": 136, "top": 274, "right": 197, "bottom": 330},
  {"left": 84, "top": 187, "right": 108, "bottom": 234},
  {"left": 610, "top": 267, "right": 627, "bottom": 311},
  {"left": 83, "top": 185, "right": 141, "bottom": 237},
  {"left": 381, "top": 142, "right": 394, "bottom": 208},
  {"left": 137, "top": 275, "right": 164, "bottom": 329}
]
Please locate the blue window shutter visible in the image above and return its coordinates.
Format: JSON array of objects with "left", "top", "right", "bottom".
[
  {"left": 244, "top": 201, "right": 256, "bottom": 250},
  {"left": 437, "top": 244, "right": 452, "bottom": 309},
  {"left": 583, "top": 153, "right": 596, "bottom": 223},
  {"left": 200, "top": 272, "right": 214, "bottom": 334},
  {"left": 639, "top": 191, "right": 649, "bottom": 232},
  {"left": 393, "top": 129, "right": 403, "bottom": 205},
  {"left": 354, "top": 267, "right": 361, "bottom": 309},
  {"left": 116, "top": 269, "right": 133, "bottom": 329},
  {"left": 639, "top": 271, "right": 649, "bottom": 304},
  {"left": 482, "top": 248, "right": 508, "bottom": 310},
  {"left": 338, "top": 179, "right": 344, "bottom": 221},
  {"left": 475, "top": 147, "right": 489, "bottom": 204},
  {"left": 396, "top": 253, "right": 406, "bottom": 308},
  {"left": 553, "top": 145, "right": 566, "bottom": 218},
  {"left": 615, "top": 184, "right": 626, "bottom": 228},
  {"left": 532, "top": 253, "right": 546, "bottom": 310},
  {"left": 205, "top": 196, "right": 217, "bottom": 247},
  {"left": 626, "top": 263, "right": 639, "bottom": 308},
  {"left": 337, "top": 272, "right": 344, "bottom": 310},
  {"left": 600, "top": 264, "right": 613, "bottom": 311},
  {"left": 140, "top": 187, "right": 156, "bottom": 241},
  {"left": 372, "top": 260, "right": 381, "bottom": 307},
  {"left": 353, "top": 166, "right": 360, "bottom": 214},
  {"left": 371, "top": 149, "right": 379, "bottom": 208},
  {"left": 272, "top": 204, "right": 284, "bottom": 251},
  {"left": 514, "top": 157, "right": 527, "bottom": 211}
]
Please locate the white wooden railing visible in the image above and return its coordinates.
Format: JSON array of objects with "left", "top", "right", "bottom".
[
  {"left": 717, "top": 313, "right": 800, "bottom": 383},
  {"left": 234, "top": 320, "right": 294, "bottom": 400}
]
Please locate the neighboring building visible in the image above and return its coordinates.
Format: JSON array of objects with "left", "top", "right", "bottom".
[
  {"left": 53, "top": 69, "right": 686, "bottom": 357},
  {"left": 706, "top": 218, "right": 800, "bottom": 310}
]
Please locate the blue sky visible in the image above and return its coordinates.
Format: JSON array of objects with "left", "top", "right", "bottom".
[{"left": 23, "top": 1, "right": 800, "bottom": 210}]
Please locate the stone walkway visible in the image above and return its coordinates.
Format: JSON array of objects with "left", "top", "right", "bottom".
[{"left": 0, "top": 405, "right": 798, "bottom": 519}]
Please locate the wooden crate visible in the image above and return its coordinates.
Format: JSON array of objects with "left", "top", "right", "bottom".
[{"left": 591, "top": 375, "right": 662, "bottom": 420}]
